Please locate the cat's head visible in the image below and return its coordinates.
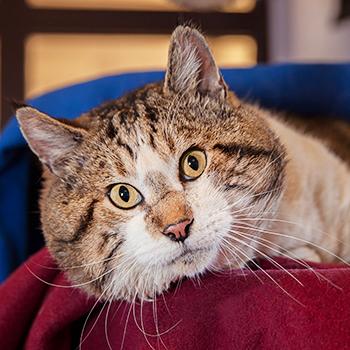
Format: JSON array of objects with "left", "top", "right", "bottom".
[{"left": 17, "top": 26, "right": 286, "bottom": 301}]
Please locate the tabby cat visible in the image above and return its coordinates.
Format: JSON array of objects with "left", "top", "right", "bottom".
[{"left": 16, "top": 26, "right": 350, "bottom": 301}]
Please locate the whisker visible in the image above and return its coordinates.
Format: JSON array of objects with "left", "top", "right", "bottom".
[
  {"left": 173, "top": 277, "right": 183, "bottom": 297},
  {"left": 32, "top": 254, "right": 122, "bottom": 271},
  {"left": 104, "top": 299, "right": 113, "bottom": 350},
  {"left": 227, "top": 230, "right": 304, "bottom": 286},
  {"left": 161, "top": 293, "right": 172, "bottom": 318},
  {"left": 131, "top": 263, "right": 162, "bottom": 349},
  {"left": 231, "top": 222, "right": 350, "bottom": 266},
  {"left": 231, "top": 230, "right": 343, "bottom": 290},
  {"left": 120, "top": 294, "right": 136, "bottom": 350},
  {"left": 25, "top": 251, "right": 130, "bottom": 289},
  {"left": 78, "top": 284, "right": 112, "bottom": 350},
  {"left": 234, "top": 216, "right": 350, "bottom": 250},
  {"left": 217, "top": 244, "right": 238, "bottom": 271},
  {"left": 221, "top": 237, "right": 304, "bottom": 306},
  {"left": 219, "top": 241, "right": 264, "bottom": 283},
  {"left": 132, "top": 295, "right": 156, "bottom": 350}
]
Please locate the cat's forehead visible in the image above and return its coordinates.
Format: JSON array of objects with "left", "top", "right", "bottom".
[
  {"left": 82, "top": 85, "right": 277, "bottom": 180},
  {"left": 87, "top": 86, "right": 216, "bottom": 152},
  {"left": 89, "top": 83, "right": 225, "bottom": 134}
]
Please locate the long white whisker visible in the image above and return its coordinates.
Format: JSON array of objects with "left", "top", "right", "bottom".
[
  {"left": 218, "top": 242, "right": 264, "bottom": 284},
  {"left": 230, "top": 229, "right": 343, "bottom": 290},
  {"left": 120, "top": 295, "right": 136, "bottom": 350},
  {"left": 235, "top": 216, "right": 350, "bottom": 250},
  {"left": 33, "top": 254, "right": 123, "bottom": 271},
  {"left": 24, "top": 250, "right": 132, "bottom": 289},
  {"left": 78, "top": 283, "right": 112, "bottom": 350},
  {"left": 104, "top": 299, "right": 113, "bottom": 350},
  {"left": 232, "top": 222, "right": 350, "bottom": 266},
  {"left": 227, "top": 230, "right": 304, "bottom": 286},
  {"left": 221, "top": 237, "right": 304, "bottom": 306}
]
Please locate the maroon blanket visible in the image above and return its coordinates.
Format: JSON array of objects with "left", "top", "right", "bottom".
[{"left": 1, "top": 248, "right": 350, "bottom": 350}]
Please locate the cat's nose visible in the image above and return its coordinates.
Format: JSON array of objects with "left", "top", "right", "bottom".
[{"left": 162, "top": 217, "right": 193, "bottom": 242}]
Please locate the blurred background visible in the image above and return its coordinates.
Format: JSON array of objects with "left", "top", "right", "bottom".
[{"left": 0, "top": 0, "right": 350, "bottom": 130}]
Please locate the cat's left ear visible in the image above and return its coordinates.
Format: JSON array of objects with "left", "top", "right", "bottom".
[
  {"left": 16, "top": 107, "right": 87, "bottom": 176},
  {"left": 164, "top": 25, "right": 228, "bottom": 100}
]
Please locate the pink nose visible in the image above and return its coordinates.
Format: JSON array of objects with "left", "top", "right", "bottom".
[{"left": 163, "top": 217, "right": 193, "bottom": 242}]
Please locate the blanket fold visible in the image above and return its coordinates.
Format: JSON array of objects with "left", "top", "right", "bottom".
[{"left": 1, "top": 248, "right": 350, "bottom": 350}]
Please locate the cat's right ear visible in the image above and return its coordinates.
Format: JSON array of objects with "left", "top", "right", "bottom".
[
  {"left": 16, "top": 107, "right": 87, "bottom": 176},
  {"left": 164, "top": 25, "right": 228, "bottom": 100}
]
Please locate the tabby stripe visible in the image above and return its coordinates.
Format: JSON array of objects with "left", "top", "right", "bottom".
[
  {"left": 117, "top": 138, "right": 134, "bottom": 158},
  {"left": 224, "top": 183, "right": 250, "bottom": 191},
  {"left": 149, "top": 133, "right": 156, "bottom": 149},
  {"left": 56, "top": 199, "right": 98, "bottom": 244},
  {"left": 106, "top": 119, "right": 117, "bottom": 139},
  {"left": 213, "top": 143, "right": 276, "bottom": 159},
  {"left": 100, "top": 239, "right": 125, "bottom": 285},
  {"left": 144, "top": 104, "right": 159, "bottom": 123},
  {"left": 106, "top": 239, "right": 124, "bottom": 261}
]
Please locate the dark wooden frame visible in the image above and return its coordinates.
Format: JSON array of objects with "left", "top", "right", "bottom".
[
  {"left": 338, "top": 0, "right": 350, "bottom": 20},
  {"left": 0, "top": 0, "right": 268, "bottom": 129}
]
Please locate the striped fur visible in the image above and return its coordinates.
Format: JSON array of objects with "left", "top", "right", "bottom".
[{"left": 16, "top": 26, "right": 350, "bottom": 301}]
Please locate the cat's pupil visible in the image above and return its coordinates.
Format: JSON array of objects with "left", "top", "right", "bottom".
[
  {"left": 119, "top": 186, "right": 130, "bottom": 202},
  {"left": 188, "top": 155, "right": 199, "bottom": 171}
]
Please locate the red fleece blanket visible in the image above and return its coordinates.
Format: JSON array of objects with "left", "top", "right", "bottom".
[{"left": 1, "top": 248, "right": 350, "bottom": 350}]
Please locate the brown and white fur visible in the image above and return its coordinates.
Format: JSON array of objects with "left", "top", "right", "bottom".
[{"left": 16, "top": 26, "right": 350, "bottom": 301}]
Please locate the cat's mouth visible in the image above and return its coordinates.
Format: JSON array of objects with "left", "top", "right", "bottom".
[{"left": 169, "top": 247, "right": 211, "bottom": 264}]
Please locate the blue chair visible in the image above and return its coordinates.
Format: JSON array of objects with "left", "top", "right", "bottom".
[{"left": 1, "top": 64, "right": 350, "bottom": 282}]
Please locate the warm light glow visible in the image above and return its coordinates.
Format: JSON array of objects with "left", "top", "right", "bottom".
[
  {"left": 26, "top": 0, "right": 255, "bottom": 12},
  {"left": 208, "top": 35, "right": 257, "bottom": 67},
  {"left": 25, "top": 34, "right": 256, "bottom": 98}
]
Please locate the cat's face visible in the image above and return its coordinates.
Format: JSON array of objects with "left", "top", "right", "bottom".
[{"left": 17, "top": 26, "right": 286, "bottom": 301}]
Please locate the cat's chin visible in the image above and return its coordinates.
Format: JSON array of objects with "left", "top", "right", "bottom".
[
  {"left": 136, "top": 247, "right": 218, "bottom": 302},
  {"left": 167, "top": 246, "right": 213, "bottom": 265},
  {"left": 103, "top": 246, "right": 218, "bottom": 302},
  {"left": 165, "top": 246, "right": 218, "bottom": 281}
]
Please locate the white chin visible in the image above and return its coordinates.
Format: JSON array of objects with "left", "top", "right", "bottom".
[{"left": 169, "top": 247, "right": 218, "bottom": 277}]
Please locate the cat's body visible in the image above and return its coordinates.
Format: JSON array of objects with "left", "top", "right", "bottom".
[
  {"left": 16, "top": 26, "right": 350, "bottom": 301},
  {"left": 262, "top": 112, "right": 350, "bottom": 262}
]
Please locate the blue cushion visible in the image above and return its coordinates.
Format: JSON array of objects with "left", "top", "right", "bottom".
[{"left": 1, "top": 64, "right": 350, "bottom": 282}]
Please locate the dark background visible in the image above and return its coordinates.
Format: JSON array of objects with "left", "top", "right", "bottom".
[{"left": 0, "top": 0, "right": 268, "bottom": 130}]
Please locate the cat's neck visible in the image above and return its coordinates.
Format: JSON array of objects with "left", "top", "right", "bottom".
[{"left": 263, "top": 112, "right": 350, "bottom": 262}]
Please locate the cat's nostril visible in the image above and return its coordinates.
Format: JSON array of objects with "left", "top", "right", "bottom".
[
  {"left": 184, "top": 222, "right": 191, "bottom": 236},
  {"left": 163, "top": 217, "right": 193, "bottom": 242}
]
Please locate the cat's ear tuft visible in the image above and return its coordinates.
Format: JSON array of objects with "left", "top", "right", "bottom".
[
  {"left": 16, "top": 107, "right": 87, "bottom": 175},
  {"left": 164, "top": 25, "right": 227, "bottom": 99}
]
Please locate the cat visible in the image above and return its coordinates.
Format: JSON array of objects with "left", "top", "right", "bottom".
[{"left": 16, "top": 25, "right": 350, "bottom": 302}]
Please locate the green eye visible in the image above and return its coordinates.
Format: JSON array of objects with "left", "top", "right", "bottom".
[
  {"left": 109, "top": 183, "right": 143, "bottom": 209},
  {"left": 180, "top": 149, "right": 207, "bottom": 180}
]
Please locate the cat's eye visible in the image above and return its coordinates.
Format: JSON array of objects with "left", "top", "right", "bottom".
[
  {"left": 108, "top": 183, "right": 143, "bottom": 209},
  {"left": 180, "top": 149, "right": 207, "bottom": 181}
]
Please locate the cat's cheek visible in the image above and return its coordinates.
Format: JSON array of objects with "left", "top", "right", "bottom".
[{"left": 185, "top": 177, "right": 233, "bottom": 244}]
